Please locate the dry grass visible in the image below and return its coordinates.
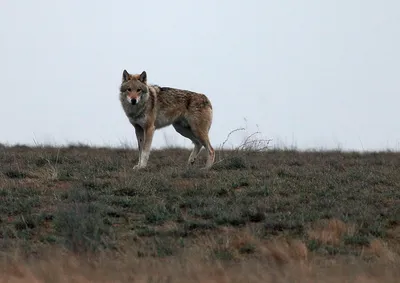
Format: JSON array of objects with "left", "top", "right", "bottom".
[
  {"left": 307, "top": 218, "right": 356, "bottom": 246},
  {"left": 0, "top": 145, "right": 399, "bottom": 282},
  {"left": 1, "top": 244, "right": 399, "bottom": 283}
]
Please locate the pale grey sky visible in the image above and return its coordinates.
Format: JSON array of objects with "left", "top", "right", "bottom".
[{"left": 1, "top": 1, "right": 399, "bottom": 151}]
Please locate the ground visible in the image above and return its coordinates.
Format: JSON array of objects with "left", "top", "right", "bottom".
[{"left": 0, "top": 144, "right": 399, "bottom": 282}]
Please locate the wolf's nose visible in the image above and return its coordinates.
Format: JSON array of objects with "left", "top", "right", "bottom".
[{"left": 131, "top": 98, "right": 137, "bottom": 105}]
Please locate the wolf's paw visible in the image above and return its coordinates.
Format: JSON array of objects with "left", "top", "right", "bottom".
[
  {"left": 133, "top": 164, "right": 146, "bottom": 170},
  {"left": 187, "top": 160, "right": 195, "bottom": 167},
  {"left": 200, "top": 166, "right": 212, "bottom": 171}
]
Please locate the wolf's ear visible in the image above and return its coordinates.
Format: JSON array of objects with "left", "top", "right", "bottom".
[
  {"left": 122, "top": 70, "right": 130, "bottom": 82},
  {"left": 139, "top": 71, "right": 147, "bottom": 84}
]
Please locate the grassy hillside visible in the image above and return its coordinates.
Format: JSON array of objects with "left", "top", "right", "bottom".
[{"left": 0, "top": 145, "right": 399, "bottom": 282}]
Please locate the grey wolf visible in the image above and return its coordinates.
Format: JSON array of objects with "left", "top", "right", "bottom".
[{"left": 119, "top": 70, "right": 215, "bottom": 170}]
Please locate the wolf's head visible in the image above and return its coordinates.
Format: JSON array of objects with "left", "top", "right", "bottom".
[{"left": 120, "top": 70, "right": 148, "bottom": 105}]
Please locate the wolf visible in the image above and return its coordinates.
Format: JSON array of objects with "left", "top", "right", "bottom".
[{"left": 119, "top": 70, "right": 215, "bottom": 170}]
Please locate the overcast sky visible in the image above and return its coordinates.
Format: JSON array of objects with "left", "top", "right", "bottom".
[{"left": 1, "top": 1, "right": 399, "bottom": 151}]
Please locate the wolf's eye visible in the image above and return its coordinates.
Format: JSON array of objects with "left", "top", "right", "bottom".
[
  {"left": 127, "top": 88, "right": 131, "bottom": 92},
  {"left": 137, "top": 89, "right": 141, "bottom": 92}
]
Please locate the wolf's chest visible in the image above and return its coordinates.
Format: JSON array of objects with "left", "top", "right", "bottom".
[{"left": 129, "top": 115, "right": 146, "bottom": 128}]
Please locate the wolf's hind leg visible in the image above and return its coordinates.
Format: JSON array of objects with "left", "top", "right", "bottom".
[
  {"left": 173, "top": 122, "right": 203, "bottom": 166},
  {"left": 186, "top": 120, "right": 215, "bottom": 170}
]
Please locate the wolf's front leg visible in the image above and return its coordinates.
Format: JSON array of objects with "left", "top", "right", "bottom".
[
  {"left": 133, "top": 125, "right": 144, "bottom": 170},
  {"left": 137, "top": 125, "right": 155, "bottom": 169}
]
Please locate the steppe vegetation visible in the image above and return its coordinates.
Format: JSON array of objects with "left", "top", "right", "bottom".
[{"left": 0, "top": 138, "right": 399, "bottom": 282}]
